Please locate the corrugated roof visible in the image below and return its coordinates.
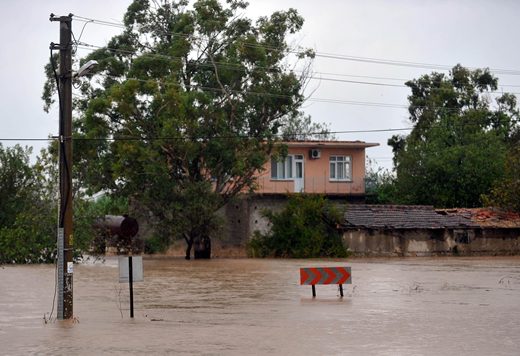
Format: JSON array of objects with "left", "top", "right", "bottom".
[{"left": 343, "top": 205, "right": 478, "bottom": 229}]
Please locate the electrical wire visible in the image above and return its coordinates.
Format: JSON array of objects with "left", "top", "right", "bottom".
[
  {"left": 49, "top": 48, "right": 68, "bottom": 228},
  {"left": 0, "top": 127, "right": 413, "bottom": 142},
  {"left": 48, "top": 48, "right": 62, "bottom": 323},
  {"left": 12, "top": 122, "right": 520, "bottom": 145},
  {"left": 73, "top": 15, "right": 520, "bottom": 76},
  {"left": 74, "top": 43, "right": 520, "bottom": 95},
  {"left": 95, "top": 72, "right": 517, "bottom": 112}
]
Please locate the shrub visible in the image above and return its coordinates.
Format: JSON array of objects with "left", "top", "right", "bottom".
[{"left": 248, "top": 195, "right": 348, "bottom": 258}]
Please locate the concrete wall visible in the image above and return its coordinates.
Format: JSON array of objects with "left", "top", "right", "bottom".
[
  {"left": 342, "top": 228, "right": 520, "bottom": 256},
  {"left": 218, "top": 195, "right": 287, "bottom": 244}
]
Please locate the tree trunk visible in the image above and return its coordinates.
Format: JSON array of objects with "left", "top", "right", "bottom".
[
  {"left": 184, "top": 233, "right": 193, "bottom": 260},
  {"left": 193, "top": 235, "right": 211, "bottom": 259}
]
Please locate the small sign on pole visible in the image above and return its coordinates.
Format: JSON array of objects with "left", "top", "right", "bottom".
[
  {"left": 118, "top": 256, "right": 143, "bottom": 318},
  {"left": 118, "top": 256, "right": 143, "bottom": 282}
]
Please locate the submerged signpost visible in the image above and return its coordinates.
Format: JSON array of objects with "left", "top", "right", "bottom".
[
  {"left": 96, "top": 214, "right": 141, "bottom": 318},
  {"left": 300, "top": 267, "right": 352, "bottom": 297},
  {"left": 119, "top": 255, "right": 143, "bottom": 318}
]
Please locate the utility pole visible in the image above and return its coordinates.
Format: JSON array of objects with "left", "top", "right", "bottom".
[{"left": 50, "top": 13, "right": 74, "bottom": 320}]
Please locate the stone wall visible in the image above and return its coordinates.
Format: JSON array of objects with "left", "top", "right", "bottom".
[{"left": 342, "top": 228, "right": 520, "bottom": 256}]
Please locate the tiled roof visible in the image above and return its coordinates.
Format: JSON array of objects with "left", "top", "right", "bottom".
[
  {"left": 343, "top": 205, "right": 478, "bottom": 229},
  {"left": 437, "top": 208, "right": 520, "bottom": 228}
]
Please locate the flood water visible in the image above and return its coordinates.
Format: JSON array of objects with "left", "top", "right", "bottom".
[{"left": 1, "top": 257, "right": 520, "bottom": 355}]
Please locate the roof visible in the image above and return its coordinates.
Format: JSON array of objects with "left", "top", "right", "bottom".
[
  {"left": 437, "top": 208, "right": 520, "bottom": 228},
  {"left": 342, "top": 205, "right": 478, "bottom": 229},
  {"left": 281, "top": 140, "right": 379, "bottom": 149}
]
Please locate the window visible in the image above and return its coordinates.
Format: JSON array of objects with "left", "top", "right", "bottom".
[
  {"left": 329, "top": 156, "right": 351, "bottom": 181},
  {"left": 271, "top": 155, "right": 293, "bottom": 179}
]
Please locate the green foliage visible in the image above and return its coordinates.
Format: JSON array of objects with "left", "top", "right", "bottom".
[
  {"left": 0, "top": 143, "right": 131, "bottom": 263},
  {"left": 0, "top": 144, "right": 56, "bottom": 264},
  {"left": 144, "top": 235, "right": 171, "bottom": 254},
  {"left": 280, "top": 111, "right": 335, "bottom": 141},
  {"left": 365, "top": 161, "right": 399, "bottom": 204},
  {"left": 74, "top": 195, "right": 130, "bottom": 255},
  {"left": 0, "top": 209, "right": 56, "bottom": 264},
  {"left": 389, "top": 65, "right": 519, "bottom": 208},
  {"left": 248, "top": 195, "right": 348, "bottom": 258},
  {"left": 42, "top": 1, "right": 313, "bottom": 255},
  {"left": 483, "top": 144, "right": 520, "bottom": 211}
]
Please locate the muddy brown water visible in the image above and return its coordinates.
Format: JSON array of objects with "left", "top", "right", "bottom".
[{"left": 1, "top": 257, "right": 520, "bottom": 355}]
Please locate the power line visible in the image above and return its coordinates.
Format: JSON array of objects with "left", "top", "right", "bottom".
[
  {"left": 74, "top": 14, "right": 520, "bottom": 76},
  {"left": 0, "top": 127, "right": 413, "bottom": 142},
  {"left": 75, "top": 43, "right": 520, "bottom": 94},
  {"left": 92, "top": 73, "right": 520, "bottom": 111},
  {"left": 0, "top": 138, "right": 56, "bottom": 141},
  {"left": 314, "top": 53, "right": 520, "bottom": 76},
  {"left": 74, "top": 15, "right": 125, "bottom": 29}
]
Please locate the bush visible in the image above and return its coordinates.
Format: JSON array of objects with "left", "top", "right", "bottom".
[
  {"left": 0, "top": 209, "right": 56, "bottom": 264},
  {"left": 144, "top": 235, "right": 171, "bottom": 254},
  {"left": 248, "top": 195, "right": 348, "bottom": 258}
]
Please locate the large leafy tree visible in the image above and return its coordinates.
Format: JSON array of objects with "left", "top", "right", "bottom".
[
  {"left": 0, "top": 143, "right": 107, "bottom": 263},
  {"left": 484, "top": 134, "right": 520, "bottom": 211},
  {"left": 44, "top": 0, "right": 313, "bottom": 258},
  {"left": 279, "top": 111, "right": 335, "bottom": 141},
  {"left": 388, "top": 65, "right": 519, "bottom": 208},
  {"left": 0, "top": 144, "right": 56, "bottom": 263}
]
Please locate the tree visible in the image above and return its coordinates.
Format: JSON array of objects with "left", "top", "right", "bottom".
[
  {"left": 43, "top": 0, "right": 313, "bottom": 259},
  {"left": 279, "top": 111, "right": 335, "bottom": 141},
  {"left": 388, "top": 65, "right": 519, "bottom": 208},
  {"left": 364, "top": 159, "right": 398, "bottom": 204},
  {"left": 0, "top": 144, "right": 56, "bottom": 263},
  {"left": 483, "top": 141, "right": 520, "bottom": 211},
  {"left": 248, "top": 195, "right": 347, "bottom": 258}
]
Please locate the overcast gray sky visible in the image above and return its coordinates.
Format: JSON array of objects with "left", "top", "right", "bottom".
[{"left": 1, "top": 0, "right": 520, "bottom": 170}]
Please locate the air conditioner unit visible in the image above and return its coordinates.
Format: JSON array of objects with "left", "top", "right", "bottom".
[{"left": 309, "top": 149, "right": 321, "bottom": 159}]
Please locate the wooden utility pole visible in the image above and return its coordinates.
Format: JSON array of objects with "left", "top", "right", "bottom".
[{"left": 50, "top": 13, "right": 74, "bottom": 320}]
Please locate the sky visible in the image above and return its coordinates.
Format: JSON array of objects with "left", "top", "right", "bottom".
[{"left": 1, "top": 0, "right": 520, "bottom": 171}]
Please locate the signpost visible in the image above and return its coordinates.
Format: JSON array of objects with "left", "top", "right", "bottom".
[
  {"left": 119, "top": 256, "right": 143, "bottom": 318},
  {"left": 300, "top": 267, "right": 352, "bottom": 297}
]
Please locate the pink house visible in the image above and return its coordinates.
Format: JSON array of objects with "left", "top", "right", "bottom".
[{"left": 256, "top": 140, "right": 379, "bottom": 197}]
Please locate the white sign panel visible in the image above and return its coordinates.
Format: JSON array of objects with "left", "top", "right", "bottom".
[{"left": 118, "top": 256, "right": 144, "bottom": 283}]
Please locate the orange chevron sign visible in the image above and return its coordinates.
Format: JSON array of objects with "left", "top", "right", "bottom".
[
  {"left": 300, "top": 267, "right": 352, "bottom": 297},
  {"left": 300, "top": 267, "right": 352, "bottom": 285}
]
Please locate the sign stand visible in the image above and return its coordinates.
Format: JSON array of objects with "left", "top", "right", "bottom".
[
  {"left": 129, "top": 255, "right": 134, "bottom": 318},
  {"left": 119, "top": 255, "right": 143, "bottom": 318}
]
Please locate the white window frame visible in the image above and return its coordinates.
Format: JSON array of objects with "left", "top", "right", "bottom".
[
  {"left": 329, "top": 155, "right": 352, "bottom": 181},
  {"left": 271, "top": 155, "right": 294, "bottom": 180}
]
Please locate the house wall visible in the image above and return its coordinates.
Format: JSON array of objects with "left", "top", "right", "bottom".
[
  {"left": 218, "top": 195, "right": 287, "bottom": 245},
  {"left": 131, "top": 195, "right": 520, "bottom": 257},
  {"left": 342, "top": 228, "right": 520, "bottom": 256},
  {"left": 257, "top": 146, "right": 367, "bottom": 195}
]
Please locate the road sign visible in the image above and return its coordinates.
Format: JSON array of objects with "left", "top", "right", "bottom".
[
  {"left": 119, "top": 256, "right": 143, "bottom": 283},
  {"left": 300, "top": 267, "right": 352, "bottom": 297},
  {"left": 300, "top": 267, "right": 351, "bottom": 285}
]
